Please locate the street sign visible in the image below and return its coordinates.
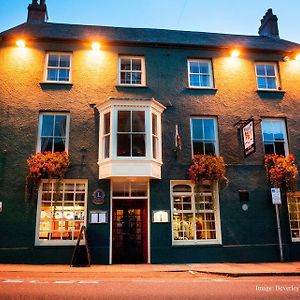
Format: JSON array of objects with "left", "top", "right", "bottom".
[{"left": 271, "top": 188, "right": 282, "bottom": 205}]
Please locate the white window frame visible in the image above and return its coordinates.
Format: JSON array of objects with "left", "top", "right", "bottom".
[
  {"left": 118, "top": 56, "right": 146, "bottom": 86},
  {"left": 36, "top": 112, "right": 70, "bottom": 153},
  {"left": 35, "top": 179, "right": 88, "bottom": 246},
  {"left": 188, "top": 59, "right": 214, "bottom": 88},
  {"left": 190, "top": 117, "right": 219, "bottom": 156},
  {"left": 170, "top": 180, "right": 222, "bottom": 245},
  {"left": 44, "top": 52, "right": 72, "bottom": 83},
  {"left": 288, "top": 192, "right": 300, "bottom": 242},
  {"left": 255, "top": 62, "right": 279, "bottom": 91},
  {"left": 261, "top": 118, "right": 289, "bottom": 156}
]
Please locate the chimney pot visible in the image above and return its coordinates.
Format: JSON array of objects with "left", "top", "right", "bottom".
[
  {"left": 27, "top": 0, "right": 48, "bottom": 24},
  {"left": 258, "top": 8, "right": 279, "bottom": 38}
]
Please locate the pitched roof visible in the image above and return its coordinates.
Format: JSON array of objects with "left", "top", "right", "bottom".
[{"left": 1, "top": 22, "right": 299, "bottom": 52}]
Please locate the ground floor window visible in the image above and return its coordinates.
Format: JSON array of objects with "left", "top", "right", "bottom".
[
  {"left": 171, "top": 180, "right": 221, "bottom": 245},
  {"left": 35, "top": 179, "right": 87, "bottom": 245},
  {"left": 288, "top": 192, "right": 300, "bottom": 241}
]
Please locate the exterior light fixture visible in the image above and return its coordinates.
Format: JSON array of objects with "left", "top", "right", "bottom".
[
  {"left": 92, "top": 42, "right": 101, "bottom": 51},
  {"left": 230, "top": 49, "right": 240, "bottom": 57},
  {"left": 16, "top": 39, "right": 26, "bottom": 48},
  {"left": 295, "top": 53, "right": 300, "bottom": 61},
  {"left": 283, "top": 56, "right": 290, "bottom": 62}
]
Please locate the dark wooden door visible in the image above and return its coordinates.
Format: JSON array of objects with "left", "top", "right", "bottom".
[{"left": 112, "top": 200, "right": 147, "bottom": 264}]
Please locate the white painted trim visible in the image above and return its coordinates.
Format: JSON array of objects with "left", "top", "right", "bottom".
[
  {"left": 147, "top": 179, "right": 151, "bottom": 263},
  {"left": 187, "top": 59, "right": 214, "bottom": 88},
  {"left": 43, "top": 52, "right": 72, "bottom": 84},
  {"left": 34, "top": 179, "right": 88, "bottom": 246},
  {"left": 118, "top": 55, "right": 146, "bottom": 86},
  {"left": 170, "top": 180, "right": 222, "bottom": 246},
  {"left": 190, "top": 117, "right": 219, "bottom": 156},
  {"left": 109, "top": 185, "right": 113, "bottom": 264},
  {"left": 36, "top": 112, "right": 70, "bottom": 153},
  {"left": 255, "top": 62, "right": 280, "bottom": 90}
]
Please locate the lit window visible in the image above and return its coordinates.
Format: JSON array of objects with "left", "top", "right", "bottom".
[
  {"left": 261, "top": 118, "right": 288, "bottom": 156},
  {"left": 288, "top": 192, "right": 300, "bottom": 241},
  {"left": 255, "top": 63, "right": 279, "bottom": 90},
  {"left": 119, "top": 56, "right": 145, "bottom": 86},
  {"left": 171, "top": 181, "right": 221, "bottom": 244},
  {"left": 190, "top": 117, "right": 219, "bottom": 155},
  {"left": 35, "top": 180, "right": 87, "bottom": 245},
  {"left": 37, "top": 113, "right": 70, "bottom": 153},
  {"left": 188, "top": 59, "right": 214, "bottom": 88},
  {"left": 45, "top": 53, "right": 72, "bottom": 83}
]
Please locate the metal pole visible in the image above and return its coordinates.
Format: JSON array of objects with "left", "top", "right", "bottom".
[{"left": 275, "top": 204, "right": 284, "bottom": 262}]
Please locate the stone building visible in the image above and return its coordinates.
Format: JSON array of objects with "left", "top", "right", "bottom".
[{"left": 0, "top": 1, "right": 300, "bottom": 264}]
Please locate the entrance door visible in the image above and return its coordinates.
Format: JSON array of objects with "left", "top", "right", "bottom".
[{"left": 112, "top": 198, "right": 147, "bottom": 264}]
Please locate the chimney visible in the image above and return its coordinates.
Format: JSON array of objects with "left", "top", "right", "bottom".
[
  {"left": 258, "top": 8, "right": 279, "bottom": 38},
  {"left": 27, "top": 0, "right": 48, "bottom": 23}
]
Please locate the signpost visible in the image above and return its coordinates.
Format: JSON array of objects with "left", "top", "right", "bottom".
[{"left": 271, "top": 188, "right": 283, "bottom": 262}]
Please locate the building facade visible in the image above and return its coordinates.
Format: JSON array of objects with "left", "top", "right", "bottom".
[{"left": 0, "top": 1, "right": 300, "bottom": 264}]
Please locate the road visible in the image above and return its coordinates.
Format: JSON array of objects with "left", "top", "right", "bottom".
[{"left": 1, "top": 270, "right": 300, "bottom": 299}]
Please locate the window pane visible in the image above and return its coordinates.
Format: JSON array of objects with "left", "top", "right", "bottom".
[
  {"left": 48, "top": 54, "right": 59, "bottom": 67},
  {"left": 120, "top": 72, "right": 131, "bottom": 84},
  {"left": 204, "top": 142, "right": 215, "bottom": 155},
  {"left": 53, "top": 138, "right": 66, "bottom": 152},
  {"left": 200, "top": 75, "right": 210, "bottom": 87},
  {"left": 54, "top": 115, "right": 67, "bottom": 137},
  {"left": 132, "top": 59, "right": 142, "bottom": 71},
  {"left": 256, "top": 64, "right": 265, "bottom": 76},
  {"left": 118, "top": 111, "right": 131, "bottom": 132},
  {"left": 274, "top": 142, "right": 286, "bottom": 155},
  {"left": 132, "top": 111, "right": 145, "bottom": 132},
  {"left": 132, "top": 72, "right": 141, "bottom": 84},
  {"left": 59, "top": 55, "right": 70, "bottom": 67},
  {"left": 199, "top": 62, "right": 209, "bottom": 74},
  {"left": 104, "top": 112, "right": 110, "bottom": 134},
  {"left": 41, "top": 137, "right": 53, "bottom": 152},
  {"left": 152, "top": 136, "right": 158, "bottom": 159},
  {"left": 58, "top": 69, "right": 70, "bottom": 81},
  {"left": 117, "top": 134, "right": 130, "bottom": 156},
  {"left": 193, "top": 141, "right": 204, "bottom": 155},
  {"left": 257, "top": 77, "right": 267, "bottom": 89},
  {"left": 112, "top": 182, "right": 130, "bottom": 197},
  {"left": 41, "top": 115, "right": 54, "bottom": 136},
  {"left": 190, "top": 74, "right": 200, "bottom": 86},
  {"left": 189, "top": 62, "right": 199, "bottom": 73},
  {"left": 266, "top": 64, "right": 275, "bottom": 76},
  {"left": 203, "top": 119, "right": 215, "bottom": 140},
  {"left": 132, "top": 134, "right": 145, "bottom": 156},
  {"left": 264, "top": 143, "right": 274, "bottom": 154},
  {"left": 267, "top": 78, "right": 276, "bottom": 89},
  {"left": 104, "top": 135, "right": 110, "bottom": 158},
  {"left": 263, "top": 132, "right": 274, "bottom": 141},
  {"left": 152, "top": 114, "right": 157, "bottom": 135},
  {"left": 121, "top": 59, "right": 131, "bottom": 70},
  {"left": 47, "top": 69, "right": 58, "bottom": 81},
  {"left": 192, "top": 119, "right": 203, "bottom": 139},
  {"left": 131, "top": 182, "right": 147, "bottom": 196},
  {"left": 173, "top": 185, "right": 192, "bottom": 193}
]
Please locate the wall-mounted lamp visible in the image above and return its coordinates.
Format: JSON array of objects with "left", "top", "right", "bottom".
[
  {"left": 16, "top": 39, "right": 26, "bottom": 48},
  {"left": 283, "top": 56, "right": 290, "bottom": 62},
  {"left": 295, "top": 53, "right": 300, "bottom": 61},
  {"left": 230, "top": 49, "right": 240, "bottom": 58},
  {"left": 92, "top": 42, "right": 101, "bottom": 51}
]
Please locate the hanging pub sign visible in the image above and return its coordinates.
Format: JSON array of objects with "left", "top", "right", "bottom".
[{"left": 242, "top": 119, "right": 256, "bottom": 157}]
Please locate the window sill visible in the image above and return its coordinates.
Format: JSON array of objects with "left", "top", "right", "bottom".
[
  {"left": 172, "top": 241, "right": 221, "bottom": 247},
  {"left": 39, "top": 82, "right": 73, "bottom": 90},
  {"left": 187, "top": 87, "right": 217, "bottom": 90},
  {"left": 116, "top": 84, "right": 148, "bottom": 88},
  {"left": 256, "top": 89, "right": 285, "bottom": 93}
]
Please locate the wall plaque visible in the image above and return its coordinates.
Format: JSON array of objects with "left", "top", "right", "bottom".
[{"left": 92, "top": 189, "right": 105, "bottom": 205}]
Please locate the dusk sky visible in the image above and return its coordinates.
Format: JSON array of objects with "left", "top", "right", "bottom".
[{"left": 1, "top": 0, "right": 300, "bottom": 42}]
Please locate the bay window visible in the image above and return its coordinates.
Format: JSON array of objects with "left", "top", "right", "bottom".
[{"left": 98, "top": 98, "right": 165, "bottom": 178}]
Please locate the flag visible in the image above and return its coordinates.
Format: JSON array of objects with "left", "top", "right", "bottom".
[{"left": 175, "top": 124, "right": 182, "bottom": 151}]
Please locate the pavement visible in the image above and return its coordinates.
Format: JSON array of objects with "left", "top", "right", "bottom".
[{"left": 1, "top": 262, "right": 300, "bottom": 277}]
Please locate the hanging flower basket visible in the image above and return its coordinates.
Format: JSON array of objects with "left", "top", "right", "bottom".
[
  {"left": 264, "top": 154, "right": 298, "bottom": 192},
  {"left": 188, "top": 154, "right": 228, "bottom": 185},
  {"left": 26, "top": 151, "right": 70, "bottom": 200}
]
